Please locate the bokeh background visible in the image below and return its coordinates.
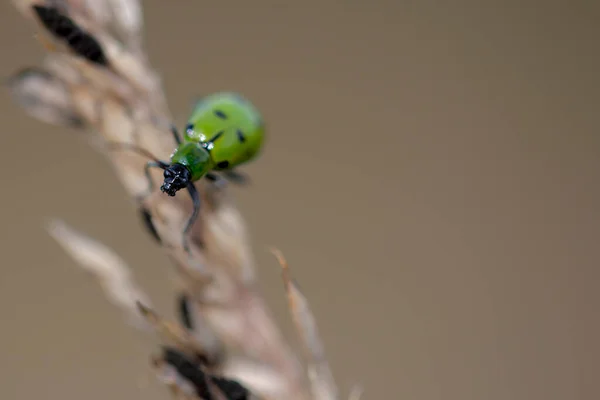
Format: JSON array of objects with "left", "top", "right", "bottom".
[{"left": 0, "top": 1, "right": 598, "bottom": 399}]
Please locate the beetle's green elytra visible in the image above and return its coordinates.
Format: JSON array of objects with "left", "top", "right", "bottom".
[
  {"left": 107, "top": 91, "right": 266, "bottom": 254},
  {"left": 184, "top": 92, "right": 265, "bottom": 171}
]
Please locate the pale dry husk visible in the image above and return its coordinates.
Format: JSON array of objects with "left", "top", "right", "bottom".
[{"left": 6, "top": 1, "right": 345, "bottom": 400}]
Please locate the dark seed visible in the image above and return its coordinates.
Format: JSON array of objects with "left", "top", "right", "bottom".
[
  {"left": 32, "top": 5, "right": 109, "bottom": 67},
  {"left": 178, "top": 294, "right": 194, "bottom": 330},
  {"left": 139, "top": 207, "right": 161, "bottom": 244},
  {"left": 162, "top": 347, "right": 249, "bottom": 400}
]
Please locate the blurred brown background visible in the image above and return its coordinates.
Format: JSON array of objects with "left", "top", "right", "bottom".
[{"left": 0, "top": 1, "right": 598, "bottom": 399}]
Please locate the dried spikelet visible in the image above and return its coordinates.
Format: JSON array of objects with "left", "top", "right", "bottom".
[
  {"left": 72, "top": 0, "right": 144, "bottom": 51},
  {"left": 347, "top": 385, "right": 364, "bottom": 400},
  {"left": 7, "top": 67, "right": 84, "bottom": 127},
  {"left": 47, "top": 219, "right": 152, "bottom": 331},
  {"left": 271, "top": 250, "right": 339, "bottom": 400},
  {"left": 7, "top": 1, "right": 342, "bottom": 399}
]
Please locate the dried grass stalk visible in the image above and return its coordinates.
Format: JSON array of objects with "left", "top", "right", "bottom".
[{"left": 6, "top": 1, "right": 347, "bottom": 399}]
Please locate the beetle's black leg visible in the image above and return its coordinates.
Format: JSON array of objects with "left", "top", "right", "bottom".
[
  {"left": 182, "top": 183, "right": 201, "bottom": 254},
  {"left": 170, "top": 123, "right": 182, "bottom": 145},
  {"left": 105, "top": 141, "right": 169, "bottom": 200},
  {"left": 142, "top": 161, "right": 162, "bottom": 195},
  {"left": 104, "top": 142, "right": 170, "bottom": 243},
  {"left": 205, "top": 172, "right": 228, "bottom": 190},
  {"left": 136, "top": 161, "right": 169, "bottom": 243},
  {"left": 136, "top": 161, "right": 168, "bottom": 203},
  {"left": 222, "top": 170, "right": 250, "bottom": 186}
]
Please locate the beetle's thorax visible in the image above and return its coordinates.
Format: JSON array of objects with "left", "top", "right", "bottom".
[{"left": 170, "top": 142, "right": 214, "bottom": 181}]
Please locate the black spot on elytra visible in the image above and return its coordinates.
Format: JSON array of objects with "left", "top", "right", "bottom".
[
  {"left": 236, "top": 129, "right": 246, "bottom": 143},
  {"left": 213, "top": 109, "right": 227, "bottom": 119},
  {"left": 217, "top": 161, "right": 230, "bottom": 169}
]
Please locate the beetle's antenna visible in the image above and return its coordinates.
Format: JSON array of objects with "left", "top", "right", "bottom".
[
  {"left": 206, "top": 130, "right": 225, "bottom": 147},
  {"left": 203, "top": 127, "right": 236, "bottom": 152},
  {"left": 104, "top": 141, "right": 167, "bottom": 166}
]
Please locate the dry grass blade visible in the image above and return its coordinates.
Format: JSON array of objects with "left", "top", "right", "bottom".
[
  {"left": 221, "top": 358, "right": 295, "bottom": 399},
  {"left": 46, "top": 219, "right": 152, "bottom": 331},
  {"left": 6, "top": 67, "right": 84, "bottom": 128},
  {"left": 271, "top": 249, "right": 339, "bottom": 400},
  {"left": 152, "top": 356, "right": 197, "bottom": 400},
  {"left": 104, "top": 0, "right": 143, "bottom": 47},
  {"left": 8, "top": 1, "right": 341, "bottom": 399},
  {"left": 203, "top": 371, "right": 231, "bottom": 400},
  {"left": 347, "top": 385, "right": 364, "bottom": 400},
  {"left": 74, "top": 0, "right": 144, "bottom": 51},
  {"left": 135, "top": 302, "right": 208, "bottom": 358},
  {"left": 153, "top": 347, "right": 253, "bottom": 400}
]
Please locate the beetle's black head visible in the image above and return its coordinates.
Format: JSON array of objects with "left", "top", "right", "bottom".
[{"left": 161, "top": 163, "right": 191, "bottom": 197}]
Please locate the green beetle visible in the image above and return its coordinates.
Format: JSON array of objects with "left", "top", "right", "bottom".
[{"left": 110, "top": 92, "right": 266, "bottom": 253}]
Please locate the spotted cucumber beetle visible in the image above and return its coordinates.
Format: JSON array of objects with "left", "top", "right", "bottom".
[{"left": 109, "top": 92, "right": 266, "bottom": 253}]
